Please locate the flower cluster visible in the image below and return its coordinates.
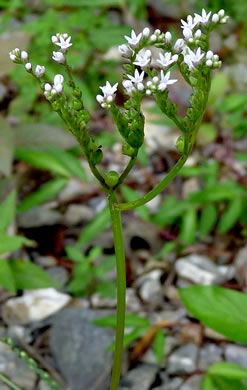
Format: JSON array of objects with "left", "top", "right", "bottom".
[
  {"left": 44, "top": 74, "right": 64, "bottom": 99},
  {"left": 9, "top": 47, "right": 46, "bottom": 78},
  {"left": 51, "top": 33, "right": 72, "bottom": 64},
  {"left": 96, "top": 8, "right": 229, "bottom": 106}
]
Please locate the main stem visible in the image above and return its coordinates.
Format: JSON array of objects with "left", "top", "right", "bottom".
[
  {"left": 108, "top": 191, "right": 126, "bottom": 390},
  {"left": 0, "top": 374, "right": 23, "bottom": 390}
]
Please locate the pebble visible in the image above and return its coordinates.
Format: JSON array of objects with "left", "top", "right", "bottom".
[
  {"left": 180, "top": 375, "right": 203, "bottom": 390},
  {"left": 138, "top": 270, "right": 163, "bottom": 306},
  {"left": 175, "top": 254, "right": 232, "bottom": 285},
  {"left": 167, "top": 343, "right": 198, "bottom": 374},
  {"left": 34, "top": 255, "right": 57, "bottom": 268},
  {"left": 225, "top": 344, "right": 247, "bottom": 369},
  {"left": 63, "top": 204, "right": 94, "bottom": 226},
  {"left": 50, "top": 308, "right": 114, "bottom": 390},
  {"left": 58, "top": 179, "right": 96, "bottom": 203},
  {"left": 199, "top": 343, "right": 223, "bottom": 370},
  {"left": 17, "top": 205, "right": 62, "bottom": 228},
  {"left": 234, "top": 245, "right": 247, "bottom": 285},
  {"left": 2, "top": 288, "right": 71, "bottom": 325},
  {"left": 155, "top": 375, "right": 183, "bottom": 390},
  {"left": 119, "top": 364, "right": 158, "bottom": 390},
  {"left": 47, "top": 266, "right": 70, "bottom": 285}
]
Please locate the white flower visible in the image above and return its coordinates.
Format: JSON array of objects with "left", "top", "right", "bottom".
[
  {"left": 25, "top": 63, "right": 32, "bottom": 71},
  {"left": 127, "top": 69, "right": 145, "bottom": 84},
  {"left": 183, "top": 27, "right": 193, "bottom": 40},
  {"left": 133, "top": 49, "right": 152, "bottom": 68},
  {"left": 118, "top": 44, "right": 133, "bottom": 58},
  {"left": 122, "top": 80, "right": 136, "bottom": 95},
  {"left": 157, "top": 52, "right": 178, "bottom": 68},
  {"left": 218, "top": 9, "right": 225, "bottom": 17},
  {"left": 206, "top": 50, "right": 214, "bottom": 60},
  {"left": 195, "top": 29, "right": 202, "bottom": 38},
  {"left": 52, "top": 33, "right": 72, "bottom": 52},
  {"left": 181, "top": 14, "right": 197, "bottom": 30},
  {"left": 142, "top": 27, "right": 150, "bottom": 37},
  {"left": 158, "top": 70, "right": 177, "bottom": 91},
  {"left": 97, "top": 81, "right": 118, "bottom": 107},
  {"left": 34, "top": 65, "right": 45, "bottom": 78},
  {"left": 174, "top": 38, "right": 185, "bottom": 52},
  {"left": 21, "top": 51, "right": 28, "bottom": 61},
  {"left": 183, "top": 47, "right": 204, "bottom": 70},
  {"left": 212, "top": 13, "right": 219, "bottom": 23},
  {"left": 52, "top": 51, "right": 65, "bottom": 64},
  {"left": 44, "top": 83, "right": 52, "bottom": 91},
  {"left": 194, "top": 9, "right": 212, "bottom": 25},
  {"left": 165, "top": 31, "right": 172, "bottom": 43},
  {"left": 124, "top": 30, "right": 142, "bottom": 48},
  {"left": 9, "top": 53, "right": 17, "bottom": 61},
  {"left": 9, "top": 48, "right": 20, "bottom": 63},
  {"left": 53, "top": 74, "right": 64, "bottom": 93}
]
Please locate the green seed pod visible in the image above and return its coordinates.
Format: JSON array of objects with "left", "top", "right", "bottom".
[
  {"left": 73, "top": 88, "right": 82, "bottom": 98},
  {"left": 51, "top": 101, "right": 60, "bottom": 112},
  {"left": 122, "top": 143, "right": 136, "bottom": 157},
  {"left": 91, "top": 149, "right": 103, "bottom": 165},
  {"left": 105, "top": 171, "right": 119, "bottom": 188},
  {"left": 88, "top": 137, "right": 98, "bottom": 153},
  {"left": 72, "top": 100, "right": 83, "bottom": 111},
  {"left": 176, "top": 136, "right": 185, "bottom": 154}
]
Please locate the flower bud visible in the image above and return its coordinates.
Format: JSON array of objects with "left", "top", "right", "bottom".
[
  {"left": 21, "top": 51, "right": 28, "bottom": 61},
  {"left": 105, "top": 171, "right": 119, "bottom": 188},
  {"left": 34, "top": 65, "right": 45, "bottom": 78},
  {"left": 25, "top": 63, "right": 32, "bottom": 71},
  {"left": 176, "top": 136, "right": 184, "bottom": 154},
  {"left": 212, "top": 13, "right": 219, "bottom": 23},
  {"left": 165, "top": 32, "right": 172, "bottom": 43},
  {"left": 143, "top": 27, "right": 150, "bottom": 37}
]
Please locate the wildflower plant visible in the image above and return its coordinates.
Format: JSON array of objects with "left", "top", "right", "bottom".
[{"left": 9, "top": 9, "right": 229, "bottom": 390}]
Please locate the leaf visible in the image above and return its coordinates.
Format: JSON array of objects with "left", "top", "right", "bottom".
[
  {"left": 153, "top": 329, "right": 165, "bottom": 364},
  {"left": 120, "top": 185, "right": 150, "bottom": 221},
  {"left": 189, "top": 182, "right": 243, "bottom": 203},
  {"left": 93, "top": 313, "right": 150, "bottom": 328},
  {"left": 17, "top": 178, "right": 67, "bottom": 213},
  {"left": 14, "top": 123, "right": 77, "bottom": 149},
  {"left": 197, "top": 123, "right": 217, "bottom": 145},
  {"left": 0, "top": 259, "right": 16, "bottom": 293},
  {"left": 89, "top": 25, "right": 131, "bottom": 50},
  {"left": 0, "top": 190, "right": 16, "bottom": 234},
  {"left": 209, "top": 362, "right": 247, "bottom": 380},
  {"left": 95, "top": 281, "right": 116, "bottom": 298},
  {"left": 200, "top": 375, "right": 215, "bottom": 390},
  {"left": 45, "top": 0, "right": 123, "bottom": 6},
  {"left": 77, "top": 207, "right": 111, "bottom": 247},
  {"left": 10, "top": 259, "right": 59, "bottom": 290},
  {"left": 199, "top": 203, "right": 218, "bottom": 237},
  {"left": 179, "top": 208, "right": 197, "bottom": 245},
  {"left": 0, "top": 116, "right": 14, "bottom": 176},
  {"left": 208, "top": 71, "right": 229, "bottom": 105},
  {"left": 65, "top": 245, "right": 85, "bottom": 263},
  {"left": 108, "top": 327, "right": 146, "bottom": 351},
  {"left": 218, "top": 198, "right": 243, "bottom": 233},
  {"left": 152, "top": 196, "right": 190, "bottom": 227},
  {"left": 212, "top": 377, "right": 247, "bottom": 390},
  {"left": 218, "top": 93, "right": 247, "bottom": 113},
  {"left": 0, "top": 235, "right": 34, "bottom": 255},
  {"left": 155, "top": 241, "right": 176, "bottom": 260},
  {"left": 179, "top": 286, "right": 247, "bottom": 344},
  {"left": 93, "top": 255, "right": 116, "bottom": 279}
]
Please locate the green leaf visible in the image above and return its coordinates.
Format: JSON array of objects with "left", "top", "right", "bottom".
[
  {"left": 212, "top": 377, "right": 247, "bottom": 390},
  {"left": 0, "top": 116, "right": 14, "bottom": 176},
  {"left": 179, "top": 208, "right": 197, "bottom": 245},
  {"left": 235, "top": 152, "right": 247, "bottom": 163},
  {"left": 65, "top": 245, "right": 85, "bottom": 263},
  {"left": 120, "top": 185, "right": 150, "bottom": 221},
  {"left": 10, "top": 259, "right": 58, "bottom": 290},
  {"left": 208, "top": 71, "right": 229, "bottom": 105},
  {"left": 17, "top": 178, "right": 67, "bottom": 213},
  {"left": 0, "top": 235, "right": 34, "bottom": 255},
  {"left": 152, "top": 196, "right": 190, "bottom": 227},
  {"left": 200, "top": 375, "right": 215, "bottom": 390},
  {"left": 155, "top": 241, "right": 176, "bottom": 260},
  {"left": 45, "top": 0, "right": 123, "bottom": 6},
  {"left": 77, "top": 207, "right": 111, "bottom": 247},
  {"left": 108, "top": 327, "right": 147, "bottom": 351},
  {"left": 153, "top": 329, "right": 165, "bottom": 364},
  {"left": 0, "top": 190, "right": 16, "bottom": 234},
  {"left": 89, "top": 25, "right": 131, "bottom": 50},
  {"left": 218, "top": 198, "right": 243, "bottom": 233},
  {"left": 197, "top": 123, "right": 217, "bottom": 145},
  {"left": 93, "top": 313, "right": 150, "bottom": 328},
  {"left": 95, "top": 281, "right": 116, "bottom": 298},
  {"left": 189, "top": 182, "right": 243, "bottom": 203},
  {"left": 218, "top": 93, "right": 247, "bottom": 113},
  {"left": 0, "top": 259, "right": 16, "bottom": 293},
  {"left": 209, "top": 362, "right": 247, "bottom": 380},
  {"left": 199, "top": 203, "right": 217, "bottom": 237},
  {"left": 93, "top": 255, "right": 116, "bottom": 279},
  {"left": 179, "top": 286, "right": 247, "bottom": 344}
]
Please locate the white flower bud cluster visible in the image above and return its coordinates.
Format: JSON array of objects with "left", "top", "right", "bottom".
[
  {"left": 51, "top": 33, "right": 72, "bottom": 64},
  {"left": 44, "top": 74, "right": 64, "bottom": 99},
  {"left": 9, "top": 47, "right": 46, "bottom": 78},
  {"left": 211, "top": 9, "right": 229, "bottom": 24},
  {"left": 205, "top": 50, "right": 222, "bottom": 68},
  {"left": 96, "top": 81, "right": 118, "bottom": 108},
  {"left": 145, "top": 71, "right": 177, "bottom": 95}
]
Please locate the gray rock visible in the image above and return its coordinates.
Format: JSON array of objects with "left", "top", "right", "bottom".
[
  {"left": 0, "top": 342, "right": 37, "bottom": 389},
  {"left": 50, "top": 308, "right": 114, "bottom": 390},
  {"left": 180, "top": 375, "right": 203, "bottom": 390},
  {"left": 167, "top": 343, "right": 198, "bottom": 374},
  {"left": 34, "top": 255, "right": 57, "bottom": 268},
  {"left": 225, "top": 344, "right": 247, "bottom": 369},
  {"left": 58, "top": 179, "right": 96, "bottom": 203},
  {"left": 154, "top": 376, "right": 183, "bottom": 390},
  {"left": 119, "top": 364, "right": 158, "bottom": 390},
  {"left": 199, "top": 343, "right": 223, "bottom": 370},
  {"left": 63, "top": 204, "right": 94, "bottom": 226},
  {"left": 138, "top": 270, "right": 163, "bottom": 306},
  {"left": 18, "top": 205, "right": 62, "bottom": 228},
  {"left": 47, "top": 266, "right": 69, "bottom": 285},
  {"left": 175, "top": 254, "right": 232, "bottom": 285}
]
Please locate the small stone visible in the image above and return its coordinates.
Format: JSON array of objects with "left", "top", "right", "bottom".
[
  {"left": 17, "top": 205, "right": 62, "bottom": 228},
  {"left": 58, "top": 179, "right": 96, "bottom": 203},
  {"left": 167, "top": 343, "right": 198, "bottom": 374},
  {"left": 138, "top": 270, "right": 163, "bottom": 306},
  {"left": 154, "top": 376, "right": 183, "bottom": 390},
  {"left": 235, "top": 245, "right": 247, "bottom": 285},
  {"left": 199, "top": 343, "right": 223, "bottom": 370},
  {"left": 180, "top": 375, "right": 203, "bottom": 390},
  {"left": 2, "top": 288, "right": 71, "bottom": 325},
  {"left": 34, "top": 255, "right": 57, "bottom": 268},
  {"left": 63, "top": 204, "right": 94, "bottom": 226},
  {"left": 126, "top": 288, "right": 142, "bottom": 311},
  {"left": 225, "top": 344, "right": 247, "bottom": 369},
  {"left": 47, "top": 266, "right": 69, "bottom": 285},
  {"left": 175, "top": 254, "right": 231, "bottom": 285},
  {"left": 120, "top": 364, "right": 158, "bottom": 390},
  {"left": 178, "top": 323, "right": 202, "bottom": 346},
  {"left": 91, "top": 294, "right": 117, "bottom": 308}
]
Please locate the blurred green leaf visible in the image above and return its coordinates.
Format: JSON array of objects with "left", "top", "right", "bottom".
[
  {"left": 179, "top": 208, "right": 197, "bottom": 245},
  {"left": 65, "top": 246, "right": 85, "bottom": 263},
  {"left": 109, "top": 327, "right": 146, "bottom": 351},
  {"left": 218, "top": 198, "right": 243, "bottom": 233},
  {"left": 95, "top": 281, "right": 116, "bottom": 298},
  {"left": 77, "top": 207, "right": 111, "bottom": 247},
  {"left": 89, "top": 25, "right": 131, "bottom": 50},
  {"left": 0, "top": 235, "right": 34, "bottom": 255},
  {"left": 197, "top": 123, "right": 217, "bottom": 145},
  {"left": 0, "top": 190, "right": 16, "bottom": 234},
  {"left": 218, "top": 93, "right": 247, "bottom": 113},
  {"left": 199, "top": 203, "right": 217, "bottom": 237},
  {"left": 200, "top": 375, "right": 215, "bottom": 390},
  {"left": 93, "top": 313, "right": 150, "bottom": 328},
  {"left": 179, "top": 286, "right": 247, "bottom": 344},
  {"left": 152, "top": 196, "right": 190, "bottom": 227},
  {"left": 189, "top": 182, "right": 244, "bottom": 203},
  {"left": 209, "top": 362, "right": 247, "bottom": 380},
  {"left": 17, "top": 178, "right": 67, "bottom": 213},
  {"left": 0, "top": 259, "right": 16, "bottom": 293},
  {"left": 0, "top": 117, "right": 14, "bottom": 176},
  {"left": 153, "top": 329, "right": 165, "bottom": 364},
  {"left": 155, "top": 241, "right": 176, "bottom": 260},
  {"left": 212, "top": 377, "right": 247, "bottom": 389},
  {"left": 208, "top": 71, "right": 229, "bottom": 105},
  {"left": 120, "top": 185, "right": 150, "bottom": 221}
]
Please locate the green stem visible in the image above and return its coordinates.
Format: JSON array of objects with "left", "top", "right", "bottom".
[
  {"left": 115, "top": 154, "right": 137, "bottom": 189},
  {"left": 116, "top": 152, "right": 189, "bottom": 211},
  {"left": 108, "top": 191, "right": 126, "bottom": 390},
  {"left": 0, "top": 374, "right": 23, "bottom": 390},
  {"left": 89, "top": 162, "right": 108, "bottom": 189}
]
